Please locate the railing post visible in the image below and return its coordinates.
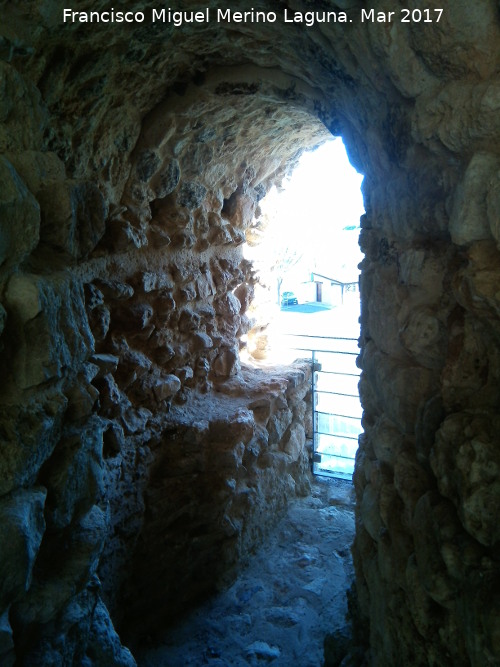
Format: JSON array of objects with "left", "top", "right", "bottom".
[
  {"left": 311, "top": 349, "right": 316, "bottom": 472},
  {"left": 281, "top": 333, "right": 361, "bottom": 480}
]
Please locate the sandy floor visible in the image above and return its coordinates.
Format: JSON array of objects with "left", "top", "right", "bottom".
[{"left": 135, "top": 476, "right": 356, "bottom": 667}]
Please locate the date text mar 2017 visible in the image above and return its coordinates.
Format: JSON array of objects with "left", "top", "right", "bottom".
[{"left": 361, "top": 8, "right": 443, "bottom": 22}]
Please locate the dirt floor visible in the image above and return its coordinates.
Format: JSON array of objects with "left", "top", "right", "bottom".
[{"left": 134, "top": 476, "right": 356, "bottom": 667}]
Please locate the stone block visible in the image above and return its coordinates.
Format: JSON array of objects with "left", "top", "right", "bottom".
[
  {"left": 150, "top": 158, "right": 180, "bottom": 198},
  {"left": 178, "top": 282, "right": 196, "bottom": 303},
  {"left": 91, "top": 353, "right": 119, "bottom": 377},
  {"left": 0, "top": 608, "right": 14, "bottom": 656},
  {"left": 282, "top": 423, "right": 305, "bottom": 459},
  {"left": 153, "top": 291, "right": 176, "bottom": 320},
  {"left": 215, "top": 292, "right": 241, "bottom": 320},
  {"left": 413, "top": 493, "right": 459, "bottom": 608},
  {"left": 0, "top": 303, "right": 6, "bottom": 339},
  {"left": 212, "top": 346, "right": 240, "bottom": 378},
  {"left": 0, "top": 488, "right": 46, "bottom": 609},
  {"left": 0, "top": 62, "right": 46, "bottom": 153},
  {"left": 95, "top": 373, "right": 129, "bottom": 418},
  {"left": 65, "top": 380, "right": 99, "bottom": 421},
  {"left": 450, "top": 152, "right": 500, "bottom": 245},
  {"left": 5, "top": 150, "right": 65, "bottom": 196},
  {"left": 152, "top": 374, "right": 181, "bottom": 402},
  {"left": 122, "top": 406, "right": 152, "bottom": 434},
  {"left": 71, "top": 181, "right": 108, "bottom": 258},
  {"left": 104, "top": 219, "right": 148, "bottom": 251},
  {"left": 137, "top": 271, "right": 174, "bottom": 293},
  {"left": 135, "top": 149, "right": 161, "bottom": 182},
  {"left": 0, "top": 156, "right": 40, "bottom": 269},
  {"left": 94, "top": 279, "right": 134, "bottom": 301},
  {"left": 86, "top": 599, "right": 137, "bottom": 667},
  {"left": 209, "top": 409, "right": 255, "bottom": 446},
  {"left": 177, "top": 180, "right": 207, "bottom": 210},
  {"left": 113, "top": 303, "right": 153, "bottom": 333},
  {"left": 360, "top": 483, "right": 383, "bottom": 542},
  {"left": 394, "top": 450, "right": 430, "bottom": 521},
  {"left": 267, "top": 408, "right": 293, "bottom": 445},
  {"left": 191, "top": 332, "right": 213, "bottom": 351},
  {"left": 370, "top": 416, "right": 401, "bottom": 467},
  {"left": 178, "top": 308, "right": 201, "bottom": 333},
  {"left": 38, "top": 180, "right": 107, "bottom": 259},
  {"left": 148, "top": 224, "right": 171, "bottom": 248},
  {"left": 0, "top": 393, "right": 67, "bottom": 496},
  {"left": 404, "top": 554, "right": 441, "bottom": 640},
  {"left": 363, "top": 343, "right": 438, "bottom": 434},
  {"left": 4, "top": 274, "right": 94, "bottom": 389},
  {"left": 487, "top": 165, "right": 500, "bottom": 248},
  {"left": 431, "top": 412, "right": 500, "bottom": 546},
  {"left": 399, "top": 307, "right": 445, "bottom": 369},
  {"left": 42, "top": 416, "right": 104, "bottom": 530},
  {"left": 245, "top": 641, "right": 280, "bottom": 661},
  {"left": 248, "top": 398, "right": 272, "bottom": 423},
  {"left": 102, "top": 421, "right": 125, "bottom": 459},
  {"left": 13, "top": 505, "right": 107, "bottom": 627}
]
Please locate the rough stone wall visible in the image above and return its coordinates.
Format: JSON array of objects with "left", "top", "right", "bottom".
[
  {"left": 110, "top": 363, "right": 313, "bottom": 641},
  {"left": 0, "top": 23, "right": 321, "bottom": 663},
  {"left": 349, "top": 5, "right": 500, "bottom": 665},
  {"left": 1, "top": 1, "right": 500, "bottom": 665}
]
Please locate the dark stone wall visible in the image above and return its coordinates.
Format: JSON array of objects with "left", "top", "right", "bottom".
[{"left": 1, "top": 1, "right": 500, "bottom": 665}]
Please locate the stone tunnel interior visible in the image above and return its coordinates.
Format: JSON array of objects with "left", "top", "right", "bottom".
[{"left": 1, "top": 1, "right": 500, "bottom": 665}]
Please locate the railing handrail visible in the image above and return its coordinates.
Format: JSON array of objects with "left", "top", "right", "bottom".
[
  {"left": 280, "top": 332, "right": 359, "bottom": 342},
  {"left": 273, "top": 331, "right": 361, "bottom": 479},
  {"left": 288, "top": 348, "right": 358, "bottom": 356}
]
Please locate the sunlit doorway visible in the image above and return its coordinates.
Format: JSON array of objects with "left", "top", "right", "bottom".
[{"left": 244, "top": 138, "right": 365, "bottom": 479}]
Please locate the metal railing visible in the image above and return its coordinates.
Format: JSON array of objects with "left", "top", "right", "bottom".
[{"left": 281, "top": 333, "right": 362, "bottom": 480}]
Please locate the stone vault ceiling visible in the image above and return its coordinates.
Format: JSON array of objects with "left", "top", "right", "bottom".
[{"left": 1, "top": 2, "right": 500, "bottom": 666}]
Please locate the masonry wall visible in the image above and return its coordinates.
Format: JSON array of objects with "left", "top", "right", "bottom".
[
  {"left": 0, "top": 57, "right": 319, "bottom": 664},
  {"left": 1, "top": 2, "right": 500, "bottom": 665}
]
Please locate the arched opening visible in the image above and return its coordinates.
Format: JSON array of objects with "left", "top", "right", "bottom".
[
  {"left": 1, "top": 4, "right": 500, "bottom": 666},
  {"left": 242, "top": 138, "right": 365, "bottom": 480}
]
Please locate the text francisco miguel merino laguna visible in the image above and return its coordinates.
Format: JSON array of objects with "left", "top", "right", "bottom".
[{"left": 63, "top": 7, "right": 387, "bottom": 26}]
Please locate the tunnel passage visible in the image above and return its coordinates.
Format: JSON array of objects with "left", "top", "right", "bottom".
[{"left": 1, "top": 2, "right": 500, "bottom": 665}]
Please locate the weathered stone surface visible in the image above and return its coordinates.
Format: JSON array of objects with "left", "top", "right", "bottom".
[
  {"left": 151, "top": 374, "right": 181, "bottom": 402},
  {"left": 450, "top": 152, "right": 500, "bottom": 245},
  {"left": 282, "top": 422, "right": 305, "bottom": 458},
  {"left": 212, "top": 346, "right": 241, "bottom": 378},
  {"left": 431, "top": 412, "right": 500, "bottom": 547},
  {"left": 151, "top": 158, "right": 181, "bottom": 199},
  {"left": 399, "top": 307, "right": 446, "bottom": 369},
  {"left": 0, "top": 394, "right": 67, "bottom": 496},
  {"left": 246, "top": 640, "right": 280, "bottom": 661},
  {"left": 13, "top": 505, "right": 107, "bottom": 627},
  {"left": 4, "top": 150, "right": 65, "bottom": 196},
  {"left": 4, "top": 274, "right": 94, "bottom": 389},
  {"left": 0, "top": 488, "right": 46, "bottom": 609},
  {"left": 177, "top": 180, "right": 207, "bottom": 210},
  {"left": 1, "top": 2, "right": 500, "bottom": 665},
  {"left": 38, "top": 179, "right": 107, "bottom": 258},
  {"left": 0, "top": 303, "right": 6, "bottom": 339},
  {"left": 0, "top": 608, "right": 14, "bottom": 654},
  {"left": 91, "top": 353, "right": 119, "bottom": 377},
  {"left": 0, "top": 62, "right": 46, "bottom": 153},
  {"left": 105, "top": 365, "right": 312, "bottom": 639},
  {"left": 0, "top": 156, "right": 40, "bottom": 269},
  {"left": 86, "top": 599, "right": 137, "bottom": 667},
  {"left": 0, "top": 608, "right": 15, "bottom": 667},
  {"left": 40, "top": 417, "right": 104, "bottom": 530}
]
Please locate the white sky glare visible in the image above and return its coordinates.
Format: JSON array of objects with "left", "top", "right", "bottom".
[{"left": 252, "top": 137, "right": 365, "bottom": 285}]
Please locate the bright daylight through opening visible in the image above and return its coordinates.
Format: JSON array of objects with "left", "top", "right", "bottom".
[{"left": 243, "top": 137, "right": 365, "bottom": 479}]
